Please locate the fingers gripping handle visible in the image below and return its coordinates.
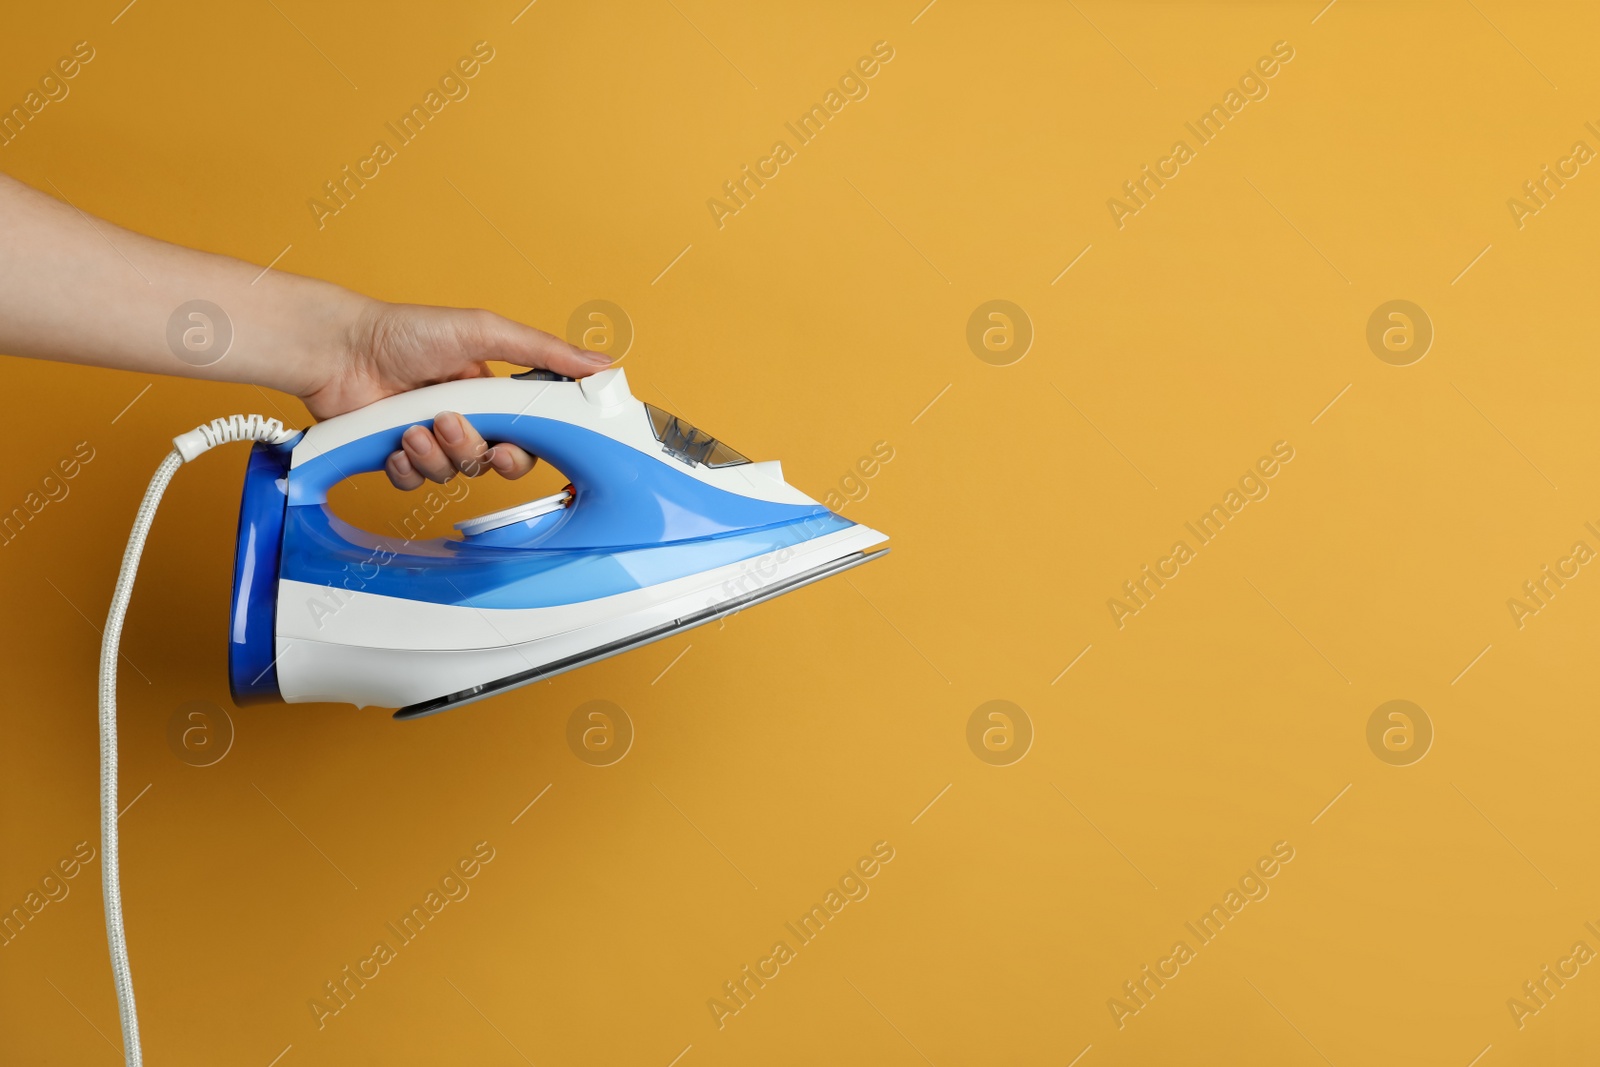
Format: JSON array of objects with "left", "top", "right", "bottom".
[{"left": 285, "top": 371, "right": 635, "bottom": 505}]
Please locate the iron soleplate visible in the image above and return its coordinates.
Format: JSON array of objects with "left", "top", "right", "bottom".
[{"left": 393, "top": 547, "right": 889, "bottom": 720}]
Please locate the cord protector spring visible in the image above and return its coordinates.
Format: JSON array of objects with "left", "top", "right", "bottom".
[{"left": 101, "top": 414, "right": 299, "bottom": 1067}]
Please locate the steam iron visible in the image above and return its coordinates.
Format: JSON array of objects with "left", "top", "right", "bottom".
[
  {"left": 228, "top": 367, "right": 889, "bottom": 718},
  {"left": 94, "top": 368, "right": 890, "bottom": 1065}
]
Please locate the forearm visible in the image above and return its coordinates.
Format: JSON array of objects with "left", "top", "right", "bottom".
[{"left": 0, "top": 172, "right": 372, "bottom": 396}]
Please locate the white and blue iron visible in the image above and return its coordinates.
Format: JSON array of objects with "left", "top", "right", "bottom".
[
  {"left": 98, "top": 367, "right": 888, "bottom": 1065},
  {"left": 228, "top": 366, "right": 890, "bottom": 718}
]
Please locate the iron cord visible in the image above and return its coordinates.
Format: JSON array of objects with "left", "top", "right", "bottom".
[{"left": 100, "top": 415, "right": 298, "bottom": 1067}]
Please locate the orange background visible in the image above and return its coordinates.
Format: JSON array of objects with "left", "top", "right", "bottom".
[{"left": 4, "top": 2, "right": 1600, "bottom": 1064}]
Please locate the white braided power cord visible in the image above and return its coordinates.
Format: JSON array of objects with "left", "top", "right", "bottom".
[{"left": 101, "top": 415, "right": 299, "bottom": 1067}]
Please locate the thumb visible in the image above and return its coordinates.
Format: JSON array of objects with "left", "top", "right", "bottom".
[{"left": 474, "top": 312, "right": 613, "bottom": 378}]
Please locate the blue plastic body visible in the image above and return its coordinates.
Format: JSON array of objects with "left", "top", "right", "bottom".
[
  {"left": 273, "top": 414, "right": 847, "bottom": 610},
  {"left": 218, "top": 408, "right": 849, "bottom": 624},
  {"left": 229, "top": 441, "right": 293, "bottom": 704},
  {"left": 287, "top": 414, "right": 825, "bottom": 550},
  {"left": 280, "top": 506, "right": 853, "bottom": 609}
]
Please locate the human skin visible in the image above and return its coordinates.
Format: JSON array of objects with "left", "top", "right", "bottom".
[{"left": 0, "top": 171, "right": 610, "bottom": 488}]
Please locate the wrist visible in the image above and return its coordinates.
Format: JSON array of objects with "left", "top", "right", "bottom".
[{"left": 245, "top": 274, "right": 380, "bottom": 401}]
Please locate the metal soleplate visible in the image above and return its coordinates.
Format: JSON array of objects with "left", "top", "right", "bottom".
[{"left": 393, "top": 547, "right": 889, "bottom": 720}]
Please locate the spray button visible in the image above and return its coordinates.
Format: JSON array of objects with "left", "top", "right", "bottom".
[{"left": 579, "top": 367, "right": 632, "bottom": 407}]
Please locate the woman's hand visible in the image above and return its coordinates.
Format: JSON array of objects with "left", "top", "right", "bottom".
[
  {"left": 298, "top": 301, "right": 612, "bottom": 490},
  {"left": 0, "top": 172, "right": 610, "bottom": 492}
]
